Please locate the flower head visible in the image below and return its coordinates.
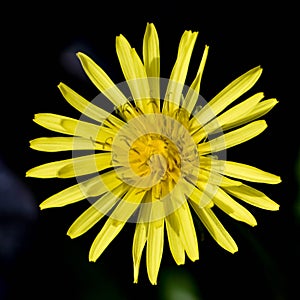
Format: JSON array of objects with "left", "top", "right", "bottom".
[{"left": 26, "top": 23, "right": 281, "bottom": 285}]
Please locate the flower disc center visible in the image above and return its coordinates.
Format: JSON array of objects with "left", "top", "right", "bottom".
[{"left": 129, "top": 133, "right": 181, "bottom": 184}]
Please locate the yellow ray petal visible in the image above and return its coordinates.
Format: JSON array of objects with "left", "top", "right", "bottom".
[
  {"left": 39, "top": 170, "right": 122, "bottom": 209},
  {"left": 222, "top": 98, "right": 279, "bottom": 131},
  {"left": 183, "top": 45, "right": 209, "bottom": 113},
  {"left": 143, "top": 22, "right": 160, "bottom": 112},
  {"left": 190, "top": 66, "right": 262, "bottom": 127},
  {"left": 89, "top": 218, "right": 126, "bottom": 262},
  {"left": 143, "top": 23, "right": 160, "bottom": 78},
  {"left": 29, "top": 137, "right": 109, "bottom": 152},
  {"left": 219, "top": 160, "right": 281, "bottom": 184},
  {"left": 223, "top": 184, "right": 280, "bottom": 210},
  {"left": 169, "top": 30, "right": 198, "bottom": 86},
  {"left": 33, "top": 113, "right": 115, "bottom": 147},
  {"left": 132, "top": 221, "right": 148, "bottom": 283},
  {"left": 26, "top": 153, "right": 112, "bottom": 178},
  {"left": 213, "top": 188, "right": 257, "bottom": 226},
  {"left": 163, "top": 30, "right": 198, "bottom": 114},
  {"left": 197, "top": 120, "right": 267, "bottom": 155},
  {"left": 132, "top": 190, "right": 153, "bottom": 283},
  {"left": 58, "top": 82, "right": 124, "bottom": 129},
  {"left": 116, "top": 34, "right": 153, "bottom": 113},
  {"left": 67, "top": 184, "right": 128, "bottom": 238},
  {"left": 194, "top": 92, "right": 264, "bottom": 141},
  {"left": 39, "top": 182, "right": 87, "bottom": 209},
  {"left": 175, "top": 201, "right": 199, "bottom": 261},
  {"left": 165, "top": 212, "right": 185, "bottom": 265},
  {"left": 199, "top": 156, "right": 281, "bottom": 184},
  {"left": 76, "top": 52, "right": 128, "bottom": 106},
  {"left": 146, "top": 218, "right": 164, "bottom": 285},
  {"left": 89, "top": 188, "right": 146, "bottom": 262},
  {"left": 190, "top": 203, "right": 238, "bottom": 253}
]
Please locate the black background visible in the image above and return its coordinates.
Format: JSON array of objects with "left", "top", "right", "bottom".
[{"left": 1, "top": 2, "right": 299, "bottom": 300}]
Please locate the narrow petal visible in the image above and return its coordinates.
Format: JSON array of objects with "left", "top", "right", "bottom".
[
  {"left": 58, "top": 82, "right": 124, "bottom": 129},
  {"left": 222, "top": 98, "right": 279, "bottom": 131},
  {"left": 165, "top": 212, "right": 185, "bottom": 265},
  {"left": 143, "top": 23, "right": 160, "bottom": 78},
  {"left": 89, "top": 188, "right": 146, "bottom": 262},
  {"left": 190, "top": 66, "right": 262, "bottom": 127},
  {"left": 89, "top": 218, "right": 126, "bottom": 262},
  {"left": 39, "top": 182, "right": 87, "bottom": 209},
  {"left": 190, "top": 203, "right": 238, "bottom": 253},
  {"left": 67, "top": 184, "right": 128, "bottom": 238},
  {"left": 29, "top": 137, "right": 109, "bottom": 152},
  {"left": 219, "top": 160, "right": 281, "bottom": 184},
  {"left": 26, "top": 153, "right": 112, "bottom": 178},
  {"left": 193, "top": 92, "right": 264, "bottom": 141},
  {"left": 143, "top": 22, "right": 160, "bottom": 112},
  {"left": 146, "top": 218, "right": 164, "bottom": 285},
  {"left": 223, "top": 184, "right": 280, "bottom": 210},
  {"left": 175, "top": 201, "right": 199, "bottom": 261},
  {"left": 169, "top": 30, "right": 198, "bottom": 86},
  {"left": 76, "top": 52, "right": 128, "bottom": 106},
  {"left": 197, "top": 120, "right": 267, "bottom": 155},
  {"left": 33, "top": 113, "right": 115, "bottom": 147},
  {"left": 213, "top": 188, "right": 257, "bottom": 226},
  {"left": 116, "top": 35, "right": 153, "bottom": 113},
  {"left": 183, "top": 45, "right": 209, "bottom": 113},
  {"left": 132, "top": 222, "right": 148, "bottom": 283},
  {"left": 39, "top": 170, "right": 122, "bottom": 209},
  {"left": 163, "top": 30, "right": 198, "bottom": 114},
  {"left": 199, "top": 156, "right": 281, "bottom": 184}
]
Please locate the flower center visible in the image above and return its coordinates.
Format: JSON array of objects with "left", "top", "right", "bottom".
[{"left": 129, "top": 133, "right": 181, "bottom": 185}]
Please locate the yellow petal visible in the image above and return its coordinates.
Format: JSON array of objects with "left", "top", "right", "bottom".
[
  {"left": 175, "top": 201, "right": 199, "bottom": 261},
  {"left": 33, "top": 113, "right": 115, "bottom": 147},
  {"left": 143, "top": 22, "right": 160, "bottom": 112},
  {"left": 223, "top": 184, "right": 280, "bottom": 210},
  {"left": 39, "top": 170, "right": 122, "bottom": 209},
  {"left": 58, "top": 82, "right": 124, "bottom": 129},
  {"left": 39, "top": 182, "right": 86, "bottom": 209},
  {"left": 169, "top": 30, "right": 198, "bottom": 86},
  {"left": 26, "top": 153, "right": 112, "bottom": 178},
  {"left": 191, "top": 66, "right": 262, "bottom": 127},
  {"left": 146, "top": 218, "right": 164, "bottom": 285},
  {"left": 132, "top": 222, "right": 148, "bottom": 283},
  {"left": 143, "top": 23, "right": 160, "bottom": 78},
  {"left": 116, "top": 35, "right": 153, "bottom": 113},
  {"left": 199, "top": 156, "right": 281, "bottom": 184},
  {"left": 29, "top": 137, "right": 108, "bottom": 152},
  {"left": 163, "top": 30, "right": 198, "bottom": 114},
  {"left": 213, "top": 188, "right": 257, "bottom": 226},
  {"left": 165, "top": 212, "right": 185, "bottom": 265},
  {"left": 222, "top": 98, "right": 279, "bottom": 131},
  {"left": 220, "top": 160, "right": 281, "bottom": 184},
  {"left": 67, "top": 184, "right": 128, "bottom": 238},
  {"left": 183, "top": 45, "right": 209, "bottom": 113},
  {"left": 197, "top": 120, "right": 267, "bottom": 155},
  {"left": 190, "top": 203, "right": 238, "bottom": 253},
  {"left": 194, "top": 92, "right": 264, "bottom": 141},
  {"left": 76, "top": 52, "right": 128, "bottom": 106},
  {"left": 89, "top": 188, "right": 146, "bottom": 262},
  {"left": 89, "top": 218, "right": 126, "bottom": 262}
]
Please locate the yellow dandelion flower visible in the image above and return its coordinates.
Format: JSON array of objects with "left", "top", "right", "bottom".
[{"left": 26, "top": 23, "right": 281, "bottom": 285}]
